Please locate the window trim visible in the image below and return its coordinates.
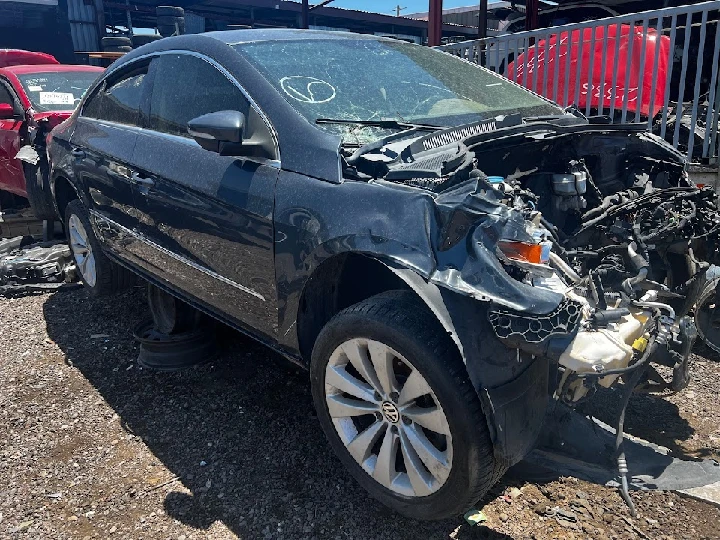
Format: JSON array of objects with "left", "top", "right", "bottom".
[
  {"left": 103, "top": 50, "right": 280, "bottom": 162},
  {"left": 0, "top": 77, "right": 23, "bottom": 115},
  {"left": 79, "top": 62, "right": 150, "bottom": 127}
]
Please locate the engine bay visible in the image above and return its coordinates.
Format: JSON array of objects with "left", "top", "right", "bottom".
[{"left": 345, "top": 117, "right": 720, "bottom": 408}]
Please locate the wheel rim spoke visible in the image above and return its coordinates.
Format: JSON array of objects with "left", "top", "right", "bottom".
[
  {"left": 346, "top": 420, "right": 385, "bottom": 463},
  {"left": 69, "top": 227, "right": 86, "bottom": 250},
  {"left": 69, "top": 214, "right": 96, "bottom": 286},
  {"left": 373, "top": 427, "right": 399, "bottom": 487},
  {"left": 327, "top": 394, "right": 377, "bottom": 417},
  {"left": 399, "top": 429, "right": 433, "bottom": 496},
  {"left": 326, "top": 365, "right": 376, "bottom": 403},
  {"left": 398, "top": 368, "right": 432, "bottom": 406},
  {"left": 403, "top": 423, "right": 451, "bottom": 485},
  {"left": 341, "top": 340, "right": 383, "bottom": 395},
  {"left": 84, "top": 252, "right": 97, "bottom": 286},
  {"left": 401, "top": 405, "right": 450, "bottom": 435},
  {"left": 367, "top": 340, "right": 397, "bottom": 396}
]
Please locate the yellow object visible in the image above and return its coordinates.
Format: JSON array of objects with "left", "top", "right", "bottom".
[{"left": 632, "top": 336, "right": 649, "bottom": 352}]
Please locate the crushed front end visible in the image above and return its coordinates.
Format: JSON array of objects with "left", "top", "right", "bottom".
[{"left": 346, "top": 118, "right": 720, "bottom": 473}]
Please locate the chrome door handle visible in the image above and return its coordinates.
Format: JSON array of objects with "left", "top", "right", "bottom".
[{"left": 131, "top": 172, "right": 155, "bottom": 187}]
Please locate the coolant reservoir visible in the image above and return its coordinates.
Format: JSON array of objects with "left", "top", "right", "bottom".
[{"left": 559, "top": 310, "right": 649, "bottom": 389}]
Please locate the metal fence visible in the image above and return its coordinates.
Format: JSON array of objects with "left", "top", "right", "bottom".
[{"left": 439, "top": 1, "right": 720, "bottom": 165}]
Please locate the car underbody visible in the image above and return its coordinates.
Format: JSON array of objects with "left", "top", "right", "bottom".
[{"left": 341, "top": 114, "right": 719, "bottom": 505}]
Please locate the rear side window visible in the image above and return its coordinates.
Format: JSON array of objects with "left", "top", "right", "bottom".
[
  {"left": 148, "top": 54, "right": 250, "bottom": 138},
  {"left": 82, "top": 66, "right": 147, "bottom": 126}
]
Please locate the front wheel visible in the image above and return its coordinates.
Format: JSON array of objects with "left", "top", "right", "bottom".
[
  {"left": 310, "top": 290, "right": 504, "bottom": 520},
  {"left": 64, "top": 199, "right": 135, "bottom": 296}
]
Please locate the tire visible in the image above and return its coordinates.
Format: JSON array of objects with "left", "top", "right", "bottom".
[
  {"left": 64, "top": 199, "right": 135, "bottom": 297},
  {"left": 158, "top": 23, "right": 184, "bottom": 37},
  {"left": 156, "top": 5, "right": 184, "bottom": 17},
  {"left": 103, "top": 46, "right": 133, "bottom": 53},
  {"left": 157, "top": 15, "right": 184, "bottom": 27},
  {"left": 24, "top": 159, "right": 57, "bottom": 221},
  {"left": 310, "top": 290, "right": 503, "bottom": 520},
  {"left": 157, "top": 25, "right": 176, "bottom": 37},
  {"left": 132, "top": 34, "right": 162, "bottom": 47},
  {"left": 101, "top": 36, "right": 132, "bottom": 48}
]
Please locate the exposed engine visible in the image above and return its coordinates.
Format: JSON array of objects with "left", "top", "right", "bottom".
[
  {"left": 346, "top": 117, "right": 720, "bottom": 405},
  {"left": 481, "top": 167, "right": 715, "bottom": 404}
]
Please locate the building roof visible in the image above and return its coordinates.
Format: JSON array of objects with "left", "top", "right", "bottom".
[{"left": 106, "top": 0, "right": 480, "bottom": 37}]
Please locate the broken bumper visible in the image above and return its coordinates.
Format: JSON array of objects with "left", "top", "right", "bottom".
[{"left": 480, "top": 355, "right": 550, "bottom": 466}]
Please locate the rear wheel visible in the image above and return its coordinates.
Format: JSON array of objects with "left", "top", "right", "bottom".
[
  {"left": 310, "top": 290, "right": 502, "bottom": 520},
  {"left": 64, "top": 199, "right": 135, "bottom": 296}
]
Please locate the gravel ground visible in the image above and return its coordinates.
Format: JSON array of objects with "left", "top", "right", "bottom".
[{"left": 1, "top": 285, "right": 720, "bottom": 539}]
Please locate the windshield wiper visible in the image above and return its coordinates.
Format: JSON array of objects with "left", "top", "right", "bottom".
[{"left": 316, "top": 118, "right": 445, "bottom": 132}]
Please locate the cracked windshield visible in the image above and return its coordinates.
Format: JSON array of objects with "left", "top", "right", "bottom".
[{"left": 236, "top": 39, "right": 561, "bottom": 145}]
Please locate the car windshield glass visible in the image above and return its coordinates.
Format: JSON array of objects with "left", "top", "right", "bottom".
[
  {"left": 17, "top": 71, "right": 100, "bottom": 112},
  {"left": 235, "top": 38, "right": 562, "bottom": 144}
]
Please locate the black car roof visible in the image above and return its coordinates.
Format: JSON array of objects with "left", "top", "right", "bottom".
[{"left": 203, "top": 28, "right": 394, "bottom": 46}]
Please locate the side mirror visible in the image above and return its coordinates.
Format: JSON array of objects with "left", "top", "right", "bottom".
[
  {"left": 0, "top": 103, "right": 19, "bottom": 120},
  {"left": 187, "top": 110, "right": 245, "bottom": 154}
]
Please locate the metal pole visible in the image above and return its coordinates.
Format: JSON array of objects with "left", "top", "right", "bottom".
[
  {"left": 428, "top": 0, "right": 442, "bottom": 46},
  {"left": 478, "top": 0, "right": 488, "bottom": 64},
  {"left": 301, "top": 0, "right": 309, "bottom": 29},
  {"left": 526, "top": 0, "right": 538, "bottom": 31},
  {"left": 478, "top": 0, "right": 487, "bottom": 39}
]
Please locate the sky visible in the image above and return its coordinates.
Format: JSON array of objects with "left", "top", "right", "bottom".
[{"left": 322, "top": 1, "right": 478, "bottom": 16}]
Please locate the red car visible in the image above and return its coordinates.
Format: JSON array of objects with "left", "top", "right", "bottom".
[{"left": 0, "top": 50, "right": 103, "bottom": 219}]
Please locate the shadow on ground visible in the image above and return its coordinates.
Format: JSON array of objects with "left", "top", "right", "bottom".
[{"left": 42, "top": 286, "right": 514, "bottom": 539}]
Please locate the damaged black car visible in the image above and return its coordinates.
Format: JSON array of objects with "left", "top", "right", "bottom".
[{"left": 46, "top": 30, "right": 720, "bottom": 520}]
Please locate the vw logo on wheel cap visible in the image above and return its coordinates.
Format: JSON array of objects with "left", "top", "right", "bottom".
[{"left": 381, "top": 401, "right": 400, "bottom": 424}]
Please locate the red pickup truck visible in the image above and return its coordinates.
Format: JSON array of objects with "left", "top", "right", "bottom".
[{"left": 0, "top": 50, "right": 103, "bottom": 219}]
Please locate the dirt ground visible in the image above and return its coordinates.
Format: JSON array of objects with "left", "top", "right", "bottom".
[{"left": 1, "top": 285, "right": 720, "bottom": 539}]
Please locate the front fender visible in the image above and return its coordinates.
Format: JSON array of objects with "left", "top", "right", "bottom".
[{"left": 378, "top": 261, "right": 550, "bottom": 466}]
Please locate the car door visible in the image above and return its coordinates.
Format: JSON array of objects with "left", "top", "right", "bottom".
[
  {"left": 130, "top": 52, "right": 280, "bottom": 339},
  {"left": 0, "top": 78, "right": 26, "bottom": 197},
  {"left": 70, "top": 62, "right": 149, "bottom": 256}
]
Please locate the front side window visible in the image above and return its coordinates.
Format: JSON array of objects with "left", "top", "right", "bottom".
[
  {"left": 17, "top": 71, "right": 100, "bottom": 112},
  {"left": 82, "top": 66, "right": 147, "bottom": 126},
  {"left": 148, "top": 54, "right": 250, "bottom": 138}
]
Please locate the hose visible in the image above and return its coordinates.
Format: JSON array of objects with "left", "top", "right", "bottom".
[
  {"left": 549, "top": 252, "right": 581, "bottom": 283},
  {"left": 633, "top": 301, "right": 675, "bottom": 321},
  {"left": 615, "top": 358, "right": 650, "bottom": 518}
]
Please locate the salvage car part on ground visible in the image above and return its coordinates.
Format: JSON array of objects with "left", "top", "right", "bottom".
[
  {"left": 47, "top": 30, "right": 720, "bottom": 520},
  {"left": 135, "top": 284, "right": 216, "bottom": 371},
  {"left": 133, "top": 319, "right": 217, "bottom": 371},
  {"left": 0, "top": 235, "right": 77, "bottom": 295}
]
